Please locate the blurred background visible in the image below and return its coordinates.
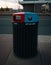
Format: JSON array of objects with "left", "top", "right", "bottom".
[{"left": 0, "top": 0, "right": 51, "bottom": 35}]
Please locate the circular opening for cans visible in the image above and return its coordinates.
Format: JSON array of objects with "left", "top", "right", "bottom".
[{"left": 28, "top": 16, "right": 32, "bottom": 21}]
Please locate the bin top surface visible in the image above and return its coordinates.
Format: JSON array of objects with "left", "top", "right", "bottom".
[
  {"left": 13, "top": 12, "right": 38, "bottom": 15},
  {"left": 12, "top": 12, "right": 39, "bottom": 23},
  {"left": 13, "top": 12, "right": 24, "bottom": 15}
]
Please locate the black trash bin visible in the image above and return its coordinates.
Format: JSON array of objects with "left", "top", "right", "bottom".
[{"left": 12, "top": 12, "right": 39, "bottom": 58}]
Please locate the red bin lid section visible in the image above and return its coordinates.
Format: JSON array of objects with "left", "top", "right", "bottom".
[{"left": 12, "top": 12, "right": 24, "bottom": 23}]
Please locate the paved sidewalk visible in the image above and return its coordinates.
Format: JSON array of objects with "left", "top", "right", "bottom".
[{"left": 0, "top": 34, "right": 51, "bottom": 65}]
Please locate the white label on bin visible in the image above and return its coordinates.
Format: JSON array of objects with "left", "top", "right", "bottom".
[
  {"left": 25, "top": 23, "right": 36, "bottom": 25},
  {"left": 14, "top": 23, "right": 18, "bottom": 25},
  {"left": 16, "top": 16, "right": 21, "bottom": 20}
]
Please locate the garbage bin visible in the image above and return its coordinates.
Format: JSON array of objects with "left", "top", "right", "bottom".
[{"left": 12, "top": 12, "right": 39, "bottom": 58}]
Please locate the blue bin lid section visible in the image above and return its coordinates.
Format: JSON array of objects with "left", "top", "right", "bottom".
[{"left": 24, "top": 12, "right": 39, "bottom": 23}]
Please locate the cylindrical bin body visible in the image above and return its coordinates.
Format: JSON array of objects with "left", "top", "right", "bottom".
[{"left": 12, "top": 12, "right": 39, "bottom": 58}]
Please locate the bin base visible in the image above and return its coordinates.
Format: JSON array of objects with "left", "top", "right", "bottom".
[{"left": 13, "top": 50, "right": 38, "bottom": 58}]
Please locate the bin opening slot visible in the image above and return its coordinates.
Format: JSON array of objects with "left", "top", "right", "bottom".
[
  {"left": 13, "top": 16, "right": 21, "bottom": 21},
  {"left": 28, "top": 16, "right": 32, "bottom": 20},
  {"left": 16, "top": 16, "right": 21, "bottom": 20}
]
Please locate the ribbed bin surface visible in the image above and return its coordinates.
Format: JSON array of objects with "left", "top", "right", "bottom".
[{"left": 13, "top": 22, "right": 38, "bottom": 58}]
